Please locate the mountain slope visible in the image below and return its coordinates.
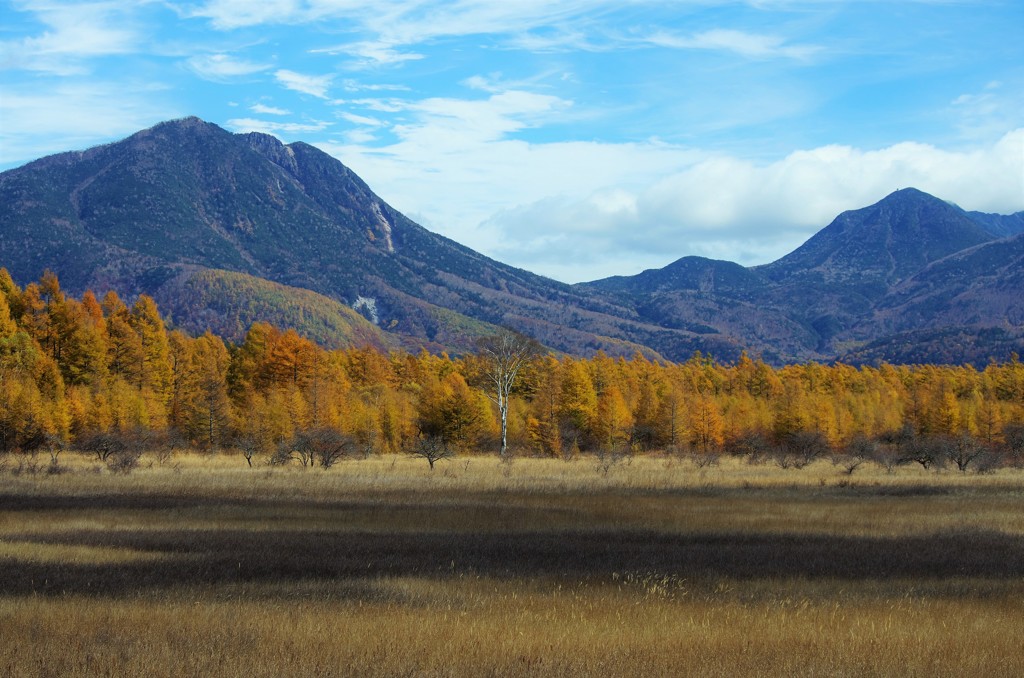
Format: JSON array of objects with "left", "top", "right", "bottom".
[
  {"left": 859, "top": 232, "right": 1024, "bottom": 333},
  {"left": 0, "top": 118, "right": 685, "bottom": 358},
  {"left": 149, "top": 267, "right": 393, "bottom": 350},
  {"left": 2, "top": 118, "right": 1020, "bottom": 364},
  {"left": 757, "top": 187, "right": 997, "bottom": 289},
  {"left": 582, "top": 189, "right": 1023, "bottom": 362},
  {"left": 965, "top": 210, "right": 1024, "bottom": 238}
]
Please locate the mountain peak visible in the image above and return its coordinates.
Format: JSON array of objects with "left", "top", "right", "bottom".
[
  {"left": 759, "top": 187, "right": 996, "bottom": 289},
  {"left": 138, "top": 116, "right": 225, "bottom": 139}
]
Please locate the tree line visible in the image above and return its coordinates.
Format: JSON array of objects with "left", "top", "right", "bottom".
[{"left": 2, "top": 269, "right": 1022, "bottom": 472}]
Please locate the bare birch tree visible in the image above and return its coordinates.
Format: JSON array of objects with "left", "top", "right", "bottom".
[{"left": 477, "top": 329, "right": 542, "bottom": 458}]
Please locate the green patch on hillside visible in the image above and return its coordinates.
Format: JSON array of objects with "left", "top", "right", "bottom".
[{"left": 155, "top": 268, "right": 394, "bottom": 350}]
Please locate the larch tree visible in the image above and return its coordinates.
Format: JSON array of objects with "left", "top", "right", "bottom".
[
  {"left": 130, "top": 295, "right": 173, "bottom": 402},
  {"left": 103, "top": 292, "right": 144, "bottom": 386},
  {"left": 190, "top": 332, "right": 232, "bottom": 449},
  {"left": 557, "top": 357, "right": 598, "bottom": 454},
  {"left": 688, "top": 395, "right": 725, "bottom": 455}
]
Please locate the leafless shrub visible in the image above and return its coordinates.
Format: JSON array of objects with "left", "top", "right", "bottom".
[
  {"left": 689, "top": 448, "right": 721, "bottom": 469},
  {"left": 835, "top": 434, "right": 877, "bottom": 475},
  {"left": 774, "top": 431, "right": 830, "bottom": 470},
  {"left": 872, "top": 443, "right": 905, "bottom": 474},
  {"left": 1003, "top": 424, "right": 1024, "bottom": 468},
  {"left": 11, "top": 450, "right": 42, "bottom": 476},
  {"left": 595, "top": 443, "right": 630, "bottom": 476},
  {"left": 724, "top": 431, "right": 773, "bottom": 465},
  {"left": 274, "top": 428, "right": 355, "bottom": 469},
  {"left": 233, "top": 434, "right": 263, "bottom": 468},
  {"left": 900, "top": 436, "right": 946, "bottom": 471},
  {"left": 942, "top": 434, "right": 995, "bottom": 473},
  {"left": 41, "top": 433, "right": 67, "bottom": 474},
  {"left": 151, "top": 432, "right": 182, "bottom": 466},
  {"left": 76, "top": 431, "right": 128, "bottom": 462},
  {"left": 409, "top": 435, "right": 455, "bottom": 470},
  {"left": 106, "top": 448, "right": 142, "bottom": 475},
  {"left": 77, "top": 428, "right": 172, "bottom": 473}
]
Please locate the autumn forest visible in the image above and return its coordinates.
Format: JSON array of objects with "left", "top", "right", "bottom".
[{"left": 3, "top": 268, "right": 1023, "bottom": 473}]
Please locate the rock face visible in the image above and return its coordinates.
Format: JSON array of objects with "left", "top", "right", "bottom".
[{"left": 2, "top": 117, "right": 1022, "bottom": 364}]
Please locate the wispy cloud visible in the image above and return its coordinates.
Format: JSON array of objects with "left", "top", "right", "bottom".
[
  {"left": 250, "top": 103, "right": 291, "bottom": 115},
  {"left": 187, "top": 53, "right": 270, "bottom": 81},
  {"left": 395, "top": 89, "right": 574, "bottom": 146},
  {"left": 184, "top": 0, "right": 311, "bottom": 30},
  {"left": 339, "top": 112, "right": 385, "bottom": 127},
  {"left": 312, "top": 41, "right": 424, "bottom": 67},
  {"left": 645, "top": 28, "right": 820, "bottom": 60},
  {"left": 0, "top": 80, "right": 176, "bottom": 166},
  {"left": 274, "top": 69, "right": 334, "bottom": 98},
  {"left": 339, "top": 79, "right": 411, "bottom": 92},
  {"left": 226, "top": 117, "right": 332, "bottom": 136},
  {"left": 949, "top": 80, "right": 1024, "bottom": 142},
  {"left": 189, "top": 0, "right": 608, "bottom": 37},
  {"left": 1, "top": 1, "right": 140, "bottom": 75}
]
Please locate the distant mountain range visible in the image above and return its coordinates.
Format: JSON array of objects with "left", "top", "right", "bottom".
[{"left": 1, "top": 117, "right": 1021, "bottom": 364}]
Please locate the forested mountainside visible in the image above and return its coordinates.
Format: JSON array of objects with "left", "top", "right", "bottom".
[{"left": 1, "top": 118, "right": 1021, "bottom": 364}]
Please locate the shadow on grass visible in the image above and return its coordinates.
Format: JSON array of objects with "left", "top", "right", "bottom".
[{"left": 4, "top": 488, "right": 1023, "bottom": 599}]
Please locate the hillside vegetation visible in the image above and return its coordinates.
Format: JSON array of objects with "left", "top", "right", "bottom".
[{"left": 2, "top": 269, "right": 1022, "bottom": 474}]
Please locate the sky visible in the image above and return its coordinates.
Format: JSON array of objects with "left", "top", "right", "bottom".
[{"left": 1, "top": 1, "right": 1022, "bottom": 283}]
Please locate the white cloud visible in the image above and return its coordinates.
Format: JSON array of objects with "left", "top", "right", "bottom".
[
  {"left": 184, "top": 0, "right": 312, "bottom": 30},
  {"left": 0, "top": 80, "right": 177, "bottom": 167},
  {"left": 339, "top": 79, "right": 411, "bottom": 92},
  {"left": 226, "top": 118, "right": 332, "bottom": 136},
  {"left": 395, "top": 89, "right": 575, "bottom": 145},
  {"left": 339, "top": 112, "right": 385, "bottom": 127},
  {"left": 187, "top": 53, "right": 270, "bottom": 81},
  {"left": 949, "top": 80, "right": 1024, "bottom": 142},
  {"left": 312, "top": 41, "right": 424, "bottom": 67},
  {"left": 322, "top": 107, "right": 1024, "bottom": 283},
  {"left": 250, "top": 103, "right": 292, "bottom": 116},
  {"left": 645, "top": 28, "right": 820, "bottom": 60},
  {"left": 0, "top": 1, "right": 140, "bottom": 75},
  {"left": 275, "top": 69, "right": 334, "bottom": 98},
  {"left": 336, "top": 97, "right": 408, "bottom": 113},
  {"left": 184, "top": 1, "right": 673, "bottom": 55}
]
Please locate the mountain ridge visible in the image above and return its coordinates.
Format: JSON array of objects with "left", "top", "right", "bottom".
[{"left": 2, "top": 117, "right": 1021, "bottom": 364}]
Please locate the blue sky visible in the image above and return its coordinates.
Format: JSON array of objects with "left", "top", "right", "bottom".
[{"left": 1, "top": 1, "right": 1022, "bottom": 282}]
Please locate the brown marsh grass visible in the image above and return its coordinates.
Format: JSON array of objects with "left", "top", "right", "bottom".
[{"left": 1, "top": 452, "right": 1023, "bottom": 676}]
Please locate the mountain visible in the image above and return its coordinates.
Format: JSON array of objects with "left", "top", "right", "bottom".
[
  {"left": 1, "top": 117, "right": 1021, "bottom": 364},
  {"left": 581, "top": 189, "right": 1024, "bottom": 363},
  {"left": 749, "top": 187, "right": 1017, "bottom": 354},
  {"left": 0, "top": 117, "right": 674, "bottom": 358},
  {"left": 758, "top": 188, "right": 997, "bottom": 288}
]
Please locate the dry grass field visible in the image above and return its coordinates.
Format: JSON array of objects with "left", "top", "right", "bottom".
[{"left": 2, "top": 451, "right": 1023, "bottom": 676}]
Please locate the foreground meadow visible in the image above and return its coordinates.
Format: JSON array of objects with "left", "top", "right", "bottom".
[{"left": 2, "top": 452, "right": 1023, "bottom": 677}]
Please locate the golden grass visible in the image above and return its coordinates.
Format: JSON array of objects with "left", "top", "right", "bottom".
[{"left": 2, "top": 451, "right": 1023, "bottom": 676}]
